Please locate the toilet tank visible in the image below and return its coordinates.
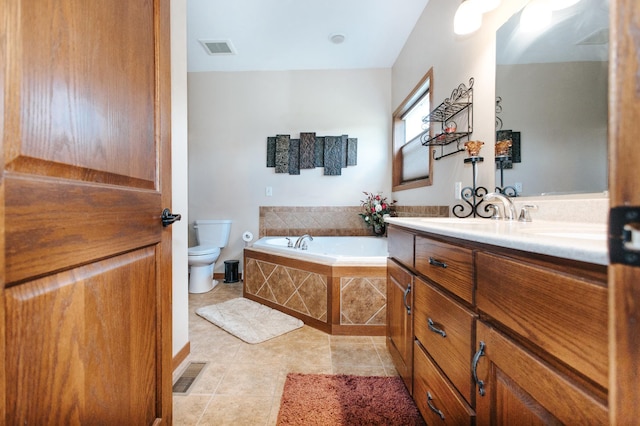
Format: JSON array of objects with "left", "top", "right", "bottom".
[{"left": 194, "top": 219, "right": 232, "bottom": 248}]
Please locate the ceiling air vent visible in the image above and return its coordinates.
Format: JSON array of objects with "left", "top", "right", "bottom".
[{"left": 199, "top": 39, "right": 236, "bottom": 55}]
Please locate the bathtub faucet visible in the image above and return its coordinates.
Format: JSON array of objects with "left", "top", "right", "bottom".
[{"left": 294, "top": 234, "right": 314, "bottom": 249}]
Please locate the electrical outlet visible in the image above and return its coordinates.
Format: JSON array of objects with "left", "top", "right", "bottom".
[
  {"left": 265, "top": 186, "right": 273, "bottom": 196},
  {"left": 455, "top": 182, "right": 462, "bottom": 200},
  {"left": 515, "top": 182, "right": 523, "bottom": 194}
]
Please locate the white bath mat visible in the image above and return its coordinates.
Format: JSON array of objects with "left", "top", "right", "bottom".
[{"left": 196, "top": 298, "right": 304, "bottom": 344}]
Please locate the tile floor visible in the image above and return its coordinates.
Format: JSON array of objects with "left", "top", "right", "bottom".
[{"left": 172, "top": 281, "right": 399, "bottom": 425}]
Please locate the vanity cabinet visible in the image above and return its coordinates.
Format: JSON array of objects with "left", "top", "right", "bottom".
[
  {"left": 474, "top": 251, "right": 609, "bottom": 425},
  {"left": 386, "top": 224, "right": 609, "bottom": 424}
]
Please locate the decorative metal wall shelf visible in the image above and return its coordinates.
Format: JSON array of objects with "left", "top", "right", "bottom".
[
  {"left": 453, "top": 156, "right": 492, "bottom": 218},
  {"left": 422, "top": 78, "right": 474, "bottom": 161}
]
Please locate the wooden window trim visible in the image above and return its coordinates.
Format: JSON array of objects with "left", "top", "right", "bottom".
[{"left": 392, "top": 68, "right": 434, "bottom": 192}]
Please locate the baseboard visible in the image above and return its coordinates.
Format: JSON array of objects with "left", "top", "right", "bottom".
[{"left": 172, "top": 341, "right": 190, "bottom": 372}]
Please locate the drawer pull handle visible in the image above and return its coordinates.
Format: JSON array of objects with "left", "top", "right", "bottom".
[
  {"left": 426, "top": 391, "right": 445, "bottom": 420},
  {"left": 402, "top": 284, "right": 412, "bottom": 315},
  {"left": 472, "top": 341, "right": 486, "bottom": 397},
  {"left": 428, "top": 257, "right": 448, "bottom": 269},
  {"left": 428, "top": 318, "right": 447, "bottom": 338}
]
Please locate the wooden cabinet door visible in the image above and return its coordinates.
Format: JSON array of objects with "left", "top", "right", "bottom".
[
  {"left": 1, "top": 0, "right": 173, "bottom": 423},
  {"left": 475, "top": 322, "right": 608, "bottom": 426},
  {"left": 387, "top": 259, "right": 414, "bottom": 393}
]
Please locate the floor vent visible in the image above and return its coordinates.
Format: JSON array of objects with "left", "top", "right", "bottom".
[{"left": 173, "top": 362, "right": 207, "bottom": 394}]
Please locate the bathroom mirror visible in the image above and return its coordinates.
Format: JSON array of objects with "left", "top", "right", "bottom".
[{"left": 495, "top": 0, "right": 609, "bottom": 196}]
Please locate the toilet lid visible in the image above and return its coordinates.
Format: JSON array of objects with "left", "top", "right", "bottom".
[{"left": 188, "top": 245, "right": 220, "bottom": 256}]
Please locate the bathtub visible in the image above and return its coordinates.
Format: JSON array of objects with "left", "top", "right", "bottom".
[
  {"left": 243, "top": 236, "right": 388, "bottom": 336},
  {"left": 250, "top": 236, "right": 388, "bottom": 265}
]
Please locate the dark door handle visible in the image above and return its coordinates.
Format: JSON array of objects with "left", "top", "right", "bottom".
[{"left": 161, "top": 208, "right": 182, "bottom": 227}]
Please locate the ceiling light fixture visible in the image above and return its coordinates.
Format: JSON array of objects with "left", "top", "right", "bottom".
[
  {"left": 543, "top": 0, "right": 581, "bottom": 11},
  {"left": 453, "top": 1, "right": 482, "bottom": 35},
  {"left": 467, "top": 0, "right": 501, "bottom": 14},
  {"left": 520, "top": 0, "right": 552, "bottom": 32},
  {"left": 329, "top": 33, "right": 346, "bottom": 44}
]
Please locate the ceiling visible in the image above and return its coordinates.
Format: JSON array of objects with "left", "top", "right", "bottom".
[{"left": 187, "top": 0, "right": 431, "bottom": 73}]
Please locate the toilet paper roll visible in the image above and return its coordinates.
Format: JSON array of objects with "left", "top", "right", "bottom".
[{"left": 242, "top": 231, "right": 254, "bottom": 242}]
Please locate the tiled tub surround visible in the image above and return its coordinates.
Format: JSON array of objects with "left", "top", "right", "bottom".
[
  {"left": 259, "top": 205, "right": 449, "bottom": 237},
  {"left": 244, "top": 242, "right": 388, "bottom": 336}
]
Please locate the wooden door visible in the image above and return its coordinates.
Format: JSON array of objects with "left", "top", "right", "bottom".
[
  {"left": 609, "top": 0, "right": 640, "bottom": 423},
  {"left": 0, "top": 0, "right": 173, "bottom": 423}
]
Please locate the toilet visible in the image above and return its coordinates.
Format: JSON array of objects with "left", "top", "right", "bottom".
[{"left": 188, "top": 219, "right": 232, "bottom": 293}]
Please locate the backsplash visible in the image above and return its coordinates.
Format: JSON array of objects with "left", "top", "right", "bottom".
[
  {"left": 259, "top": 205, "right": 449, "bottom": 237},
  {"left": 512, "top": 194, "right": 609, "bottom": 224},
  {"left": 259, "top": 197, "right": 607, "bottom": 238}
]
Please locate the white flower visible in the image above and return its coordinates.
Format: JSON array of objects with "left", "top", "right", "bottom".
[{"left": 375, "top": 204, "right": 383, "bottom": 212}]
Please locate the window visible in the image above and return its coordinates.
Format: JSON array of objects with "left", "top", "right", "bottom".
[{"left": 392, "top": 68, "right": 433, "bottom": 191}]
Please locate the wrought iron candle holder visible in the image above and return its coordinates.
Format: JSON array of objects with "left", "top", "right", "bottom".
[
  {"left": 495, "top": 155, "right": 518, "bottom": 196},
  {"left": 453, "top": 156, "right": 492, "bottom": 218}
]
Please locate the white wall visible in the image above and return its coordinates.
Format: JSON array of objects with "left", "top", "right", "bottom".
[
  {"left": 391, "top": 0, "right": 528, "bottom": 207},
  {"left": 187, "top": 69, "right": 392, "bottom": 273},
  {"left": 171, "top": 0, "right": 190, "bottom": 358}
]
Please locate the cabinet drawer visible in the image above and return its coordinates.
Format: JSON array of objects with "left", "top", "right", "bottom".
[
  {"left": 476, "top": 251, "right": 608, "bottom": 389},
  {"left": 388, "top": 226, "right": 414, "bottom": 268},
  {"left": 414, "top": 343, "right": 475, "bottom": 425},
  {"left": 414, "top": 277, "right": 476, "bottom": 404},
  {"left": 415, "top": 236, "right": 474, "bottom": 304}
]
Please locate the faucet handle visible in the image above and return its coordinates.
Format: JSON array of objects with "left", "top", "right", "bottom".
[
  {"left": 286, "top": 237, "right": 293, "bottom": 247},
  {"left": 488, "top": 204, "right": 503, "bottom": 220},
  {"left": 518, "top": 205, "right": 538, "bottom": 222}
]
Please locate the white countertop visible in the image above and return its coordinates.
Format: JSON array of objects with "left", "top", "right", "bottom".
[{"left": 385, "top": 217, "right": 609, "bottom": 265}]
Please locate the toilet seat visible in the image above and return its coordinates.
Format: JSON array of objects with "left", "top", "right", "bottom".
[{"left": 188, "top": 245, "right": 220, "bottom": 256}]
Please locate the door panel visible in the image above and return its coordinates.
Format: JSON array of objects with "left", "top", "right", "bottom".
[
  {"left": 7, "top": 0, "right": 156, "bottom": 185},
  {"left": 2, "top": 0, "right": 172, "bottom": 422},
  {"left": 6, "top": 248, "right": 156, "bottom": 424},
  {"left": 5, "top": 174, "right": 160, "bottom": 284}
]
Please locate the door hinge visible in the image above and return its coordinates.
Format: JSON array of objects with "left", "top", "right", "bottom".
[{"left": 609, "top": 206, "right": 640, "bottom": 267}]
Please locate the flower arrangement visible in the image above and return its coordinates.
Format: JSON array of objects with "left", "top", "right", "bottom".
[{"left": 359, "top": 191, "right": 396, "bottom": 234}]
